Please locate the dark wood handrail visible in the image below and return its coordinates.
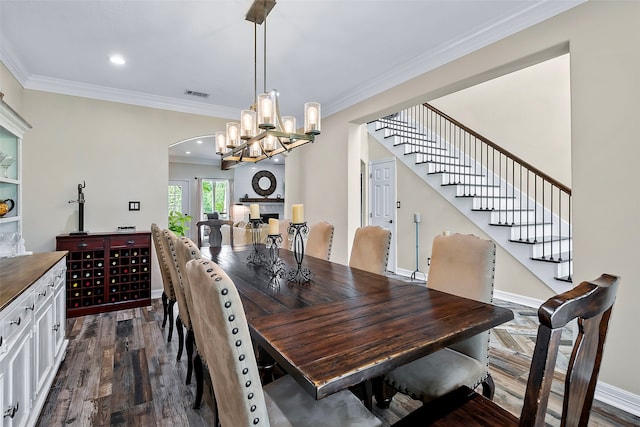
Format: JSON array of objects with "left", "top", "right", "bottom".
[{"left": 424, "top": 103, "right": 571, "bottom": 195}]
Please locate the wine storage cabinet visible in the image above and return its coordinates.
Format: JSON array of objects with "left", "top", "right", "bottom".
[{"left": 56, "top": 232, "right": 151, "bottom": 317}]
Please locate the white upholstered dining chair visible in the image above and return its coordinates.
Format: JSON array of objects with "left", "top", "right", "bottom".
[
  {"left": 305, "top": 221, "right": 334, "bottom": 260},
  {"left": 150, "top": 223, "right": 176, "bottom": 343},
  {"left": 381, "top": 233, "right": 497, "bottom": 406},
  {"left": 174, "top": 236, "right": 206, "bottom": 408},
  {"left": 185, "top": 257, "right": 382, "bottom": 427},
  {"left": 349, "top": 225, "right": 392, "bottom": 275},
  {"left": 162, "top": 229, "right": 195, "bottom": 384}
]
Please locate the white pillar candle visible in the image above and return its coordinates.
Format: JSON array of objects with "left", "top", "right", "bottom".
[
  {"left": 250, "top": 204, "right": 260, "bottom": 220},
  {"left": 292, "top": 204, "right": 304, "bottom": 223},
  {"left": 268, "top": 218, "right": 279, "bottom": 235}
]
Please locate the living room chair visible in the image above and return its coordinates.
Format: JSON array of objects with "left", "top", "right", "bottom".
[
  {"left": 162, "top": 229, "right": 195, "bottom": 384},
  {"left": 185, "top": 258, "right": 383, "bottom": 427},
  {"left": 349, "top": 225, "right": 391, "bottom": 275},
  {"left": 380, "top": 233, "right": 497, "bottom": 408},
  {"left": 306, "top": 221, "right": 334, "bottom": 260},
  {"left": 150, "top": 223, "right": 176, "bottom": 343},
  {"left": 392, "top": 273, "right": 620, "bottom": 427}
]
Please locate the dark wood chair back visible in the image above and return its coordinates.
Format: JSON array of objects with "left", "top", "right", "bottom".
[
  {"left": 393, "top": 273, "right": 620, "bottom": 427},
  {"left": 521, "top": 273, "right": 620, "bottom": 427}
]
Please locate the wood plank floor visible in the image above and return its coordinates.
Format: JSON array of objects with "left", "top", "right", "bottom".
[{"left": 37, "top": 298, "right": 639, "bottom": 426}]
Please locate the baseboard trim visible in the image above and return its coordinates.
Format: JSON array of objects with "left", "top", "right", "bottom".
[
  {"left": 595, "top": 382, "right": 640, "bottom": 417},
  {"left": 151, "top": 289, "right": 163, "bottom": 300},
  {"left": 393, "top": 267, "right": 427, "bottom": 282},
  {"left": 493, "top": 290, "right": 543, "bottom": 308}
]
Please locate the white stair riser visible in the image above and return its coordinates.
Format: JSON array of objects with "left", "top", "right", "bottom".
[
  {"left": 375, "top": 122, "right": 416, "bottom": 132},
  {"left": 532, "top": 239, "right": 572, "bottom": 258},
  {"left": 441, "top": 173, "right": 488, "bottom": 185},
  {"left": 472, "top": 197, "right": 522, "bottom": 210},
  {"left": 426, "top": 163, "right": 472, "bottom": 174},
  {"left": 385, "top": 135, "right": 438, "bottom": 151},
  {"left": 510, "top": 223, "right": 563, "bottom": 240},
  {"left": 383, "top": 128, "right": 432, "bottom": 139},
  {"left": 404, "top": 146, "right": 448, "bottom": 155},
  {"left": 511, "top": 223, "right": 571, "bottom": 240},
  {"left": 456, "top": 185, "right": 503, "bottom": 197},
  {"left": 489, "top": 210, "right": 536, "bottom": 224},
  {"left": 556, "top": 261, "right": 573, "bottom": 277}
]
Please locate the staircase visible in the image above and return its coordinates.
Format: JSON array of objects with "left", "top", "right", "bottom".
[{"left": 368, "top": 104, "right": 573, "bottom": 294}]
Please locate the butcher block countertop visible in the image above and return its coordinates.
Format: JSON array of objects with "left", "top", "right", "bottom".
[{"left": 0, "top": 251, "right": 67, "bottom": 311}]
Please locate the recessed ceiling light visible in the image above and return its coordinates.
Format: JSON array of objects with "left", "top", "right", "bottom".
[
  {"left": 109, "top": 55, "right": 126, "bottom": 65},
  {"left": 186, "top": 151, "right": 191, "bottom": 155},
  {"left": 197, "top": 140, "right": 203, "bottom": 144}
]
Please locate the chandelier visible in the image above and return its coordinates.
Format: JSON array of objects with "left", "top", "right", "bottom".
[{"left": 217, "top": 0, "right": 321, "bottom": 168}]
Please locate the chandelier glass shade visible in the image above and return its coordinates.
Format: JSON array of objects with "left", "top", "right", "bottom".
[{"left": 217, "top": 0, "right": 320, "bottom": 167}]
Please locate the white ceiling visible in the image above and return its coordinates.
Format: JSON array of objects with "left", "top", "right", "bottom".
[{"left": 0, "top": 0, "right": 583, "bottom": 164}]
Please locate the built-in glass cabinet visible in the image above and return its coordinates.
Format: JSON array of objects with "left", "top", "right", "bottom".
[{"left": 0, "top": 96, "right": 31, "bottom": 251}]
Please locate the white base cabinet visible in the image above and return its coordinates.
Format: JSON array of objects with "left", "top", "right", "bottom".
[{"left": 0, "top": 253, "right": 68, "bottom": 427}]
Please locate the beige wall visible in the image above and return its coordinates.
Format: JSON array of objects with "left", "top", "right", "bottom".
[
  {"left": 18, "top": 89, "right": 222, "bottom": 292},
  {"left": 294, "top": 1, "right": 640, "bottom": 396},
  {"left": 0, "top": 62, "right": 24, "bottom": 113},
  {"left": 430, "top": 53, "right": 571, "bottom": 186}
]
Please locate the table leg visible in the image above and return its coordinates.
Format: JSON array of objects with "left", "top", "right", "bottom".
[{"left": 372, "top": 376, "right": 397, "bottom": 409}]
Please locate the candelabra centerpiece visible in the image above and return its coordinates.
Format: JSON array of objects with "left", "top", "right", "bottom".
[
  {"left": 265, "top": 233, "right": 286, "bottom": 286},
  {"left": 286, "top": 221, "right": 312, "bottom": 284},
  {"left": 246, "top": 218, "right": 264, "bottom": 265}
]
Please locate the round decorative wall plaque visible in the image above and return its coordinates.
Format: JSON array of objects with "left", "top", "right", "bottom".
[{"left": 252, "top": 170, "right": 277, "bottom": 197}]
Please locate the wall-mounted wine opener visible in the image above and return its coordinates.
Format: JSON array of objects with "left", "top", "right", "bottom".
[{"left": 68, "top": 181, "right": 88, "bottom": 235}]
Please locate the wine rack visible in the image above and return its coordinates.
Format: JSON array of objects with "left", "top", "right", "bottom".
[{"left": 56, "top": 232, "right": 151, "bottom": 317}]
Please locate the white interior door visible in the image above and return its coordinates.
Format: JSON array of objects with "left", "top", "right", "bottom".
[{"left": 369, "top": 158, "right": 396, "bottom": 272}]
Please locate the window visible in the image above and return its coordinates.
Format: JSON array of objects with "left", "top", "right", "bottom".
[
  {"left": 201, "top": 179, "right": 230, "bottom": 219},
  {"left": 168, "top": 184, "right": 184, "bottom": 215}
]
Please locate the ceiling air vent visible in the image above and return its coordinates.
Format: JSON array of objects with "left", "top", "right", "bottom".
[{"left": 184, "top": 89, "right": 210, "bottom": 98}]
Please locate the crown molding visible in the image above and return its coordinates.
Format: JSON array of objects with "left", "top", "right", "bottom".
[
  {"left": 23, "top": 74, "right": 241, "bottom": 119},
  {"left": 0, "top": 36, "right": 29, "bottom": 85},
  {"left": 324, "top": 0, "right": 584, "bottom": 117}
]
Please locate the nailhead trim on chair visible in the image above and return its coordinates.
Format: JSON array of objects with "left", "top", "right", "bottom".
[{"left": 200, "top": 259, "right": 265, "bottom": 426}]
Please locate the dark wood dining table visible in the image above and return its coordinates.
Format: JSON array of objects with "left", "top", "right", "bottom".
[{"left": 202, "top": 245, "right": 514, "bottom": 401}]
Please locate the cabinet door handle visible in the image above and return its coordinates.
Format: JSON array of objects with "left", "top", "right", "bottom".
[
  {"left": 3, "top": 402, "right": 19, "bottom": 418},
  {"left": 53, "top": 323, "right": 60, "bottom": 332},
  {"left": 39, "top": 290, "right": 48, "bottom": 297},
  {"left": 25, "top": 304, "right": 35, "bottom": 311},
  {"left": 9, "top": 316, "right": 21, "bottom": 326},
  {"left": 77, "top": 242, "right": 88, "bottom": 248},
  {"left": 0, "top": 335, "right": 3, "bottom": 347},
  {"left": 127, "top": 240, "right": 135, "bottom": 245}
]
